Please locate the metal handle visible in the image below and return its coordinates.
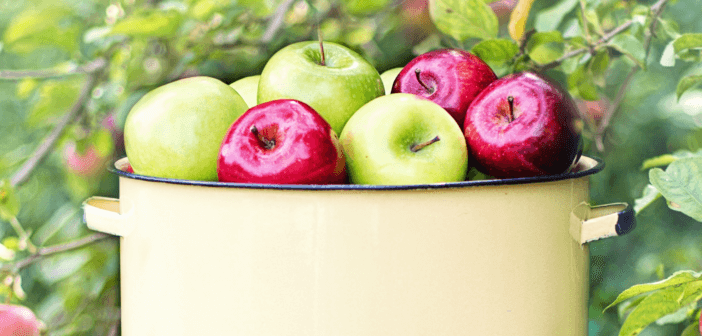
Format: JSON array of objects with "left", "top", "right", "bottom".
[
  {"left": 570, "top": 202, "right": 636, "bottom": 244},
  {"left": 82, "top": 196, "right": 134, "bottom": 237}
]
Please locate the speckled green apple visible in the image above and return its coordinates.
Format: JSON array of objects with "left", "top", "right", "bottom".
[
  {"left": 257, "top": 41, "right": 384, "bottom": 135},
  {"left": 124, "top": 76, "right": 248, "bottom": 181},
  {"left": 340, "top": 93, "right": 468, "bottom": 185},
  {"left": 230, "top": 75, "right": 259, "bottom": 108}
]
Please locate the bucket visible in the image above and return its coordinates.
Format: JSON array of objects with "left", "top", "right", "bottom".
[{"left": 83, "top": 155, "right": 634, "bottom": 336}]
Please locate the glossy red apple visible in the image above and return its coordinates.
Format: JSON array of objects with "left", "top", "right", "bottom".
[
  {"left": 0, "top": 304, "right": 42, "bottom": 336},
  {"left": 217, "top": 99, "right": 346, "bottom": 184},
  {"left": 464, "top": 72, "right": 582, "bottom": 178},
  {"left": 391, "top": 49, "right": 497, "bottom": 129}
]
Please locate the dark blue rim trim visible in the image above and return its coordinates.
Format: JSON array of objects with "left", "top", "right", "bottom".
[
  {"left": 615, "top": 205, "right": 636, "bottom": 236},
  {"left": 107, "top": 156, "right": 605, "bottom": 191}
]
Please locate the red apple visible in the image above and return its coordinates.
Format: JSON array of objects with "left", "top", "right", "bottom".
[
  {"left": 464, "top": 72, "right": 582, "bottom": 178},
  {"left": 63, "top": 141, "right": 111, "bottom": 177},
  {"left": 0, "top": 304, "right": 41, "bottom": 336},
  {"left": 217, "top": 99, "right": 346, "bottom": 184},
  {"left": 391, "top": 49, "right": 497, "bottom": 129}
]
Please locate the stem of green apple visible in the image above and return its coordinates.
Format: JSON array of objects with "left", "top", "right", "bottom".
[
  {"left": 250, "top": 125, "right": 276, "bottom": 150},
  {"left": 410, "top": 136, "right": 440, "bottom": 152},
  {"left": 414, "top": 68, "right": 435, "bottom": 94},
  {"left": 318, "top": 29, "right": 326, "bottom": 66},
  {"left": 507, "top": 96, "right": 515, "bottom": 123}
]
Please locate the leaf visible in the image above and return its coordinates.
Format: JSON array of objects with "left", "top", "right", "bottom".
[
  {"left": 589, "top": 49, "right": 609, "bottom": 87},
  {"left": 649, "top": 157, "right": 702, "bottom": 222},
  {"left": 583, "top": 9, "right": 604, "bottom": 36},
  {"left": 534, "top": 0, "right": 578, "bottom": 32},
  {"left": 660, "top": 41, "right": 676, "bottom": 67},
  {"left": 526, "top": 31, "right": 564, "bottom": 65},
  {"left": 37, "top": 250, "right": 91, "bottom": 284},
  {"left": 681, "top": 320, "right": 700, "bottom": 336},
  {"left": 619, "top": 280, "right": 702, "bottom": 336},
  {"left": 634, "top": 184, "right": 662, "bottom": 214},
  {"left": 2, "top": 7, "right": 81, "bottom": 54},
  {"left": 655, "top": 304, "right": 695, "bottom": 325},
  {"left": 508, "top": 0, "right": 535, "bottom": 41},
  {"left": 567, "top": 64, "right": 599, "bottom": 100},
  {"left": 27, "top": 78, "right": 84, "bottom": 127},
  {"left": 110, "top": 10, "right": 182, "bottom": 37},
  {"left": 657, "top": 18, "right": 681, "bottom": 39},
  {"left": 642, "top": 154, "right": 679, "bottom": 170},
  {"left": 605, "top": 270, "right": 702, "bottom": 311},
  {"left": 608, "top": 34, "right": 646, "bottom": 69},
  {"left": 673, "top": 33, "right": 702, "bottom": 55},
  {"left": 0, "top": 179, "right": 20, "bottom": 221},
  {"left": 428, "top": 0, "right": 498, "bottom": 41},
  {"left": 471, "top": 39, "right": 519, "bottom": 76},
  {"left": 677, "top": 74, "right": 702, "bottom": 101}
]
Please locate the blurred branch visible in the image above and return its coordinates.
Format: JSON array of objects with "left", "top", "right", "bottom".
[
  {"left": 1, "top": 232, "right": 111, "bottom": 272},
  {"left": 261, "top": 0, "right": 297, "bottom": 43},
  {"left": 9, "top": 69, "right": 104, "bottom": 187},
  {"left": 0, "top": 58, "right": 107, "bottom": 80},
  {"left": 593, "top": 0, "right": 668, "bottom": 151}
]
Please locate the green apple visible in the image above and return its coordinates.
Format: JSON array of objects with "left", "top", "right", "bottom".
[
  {"left": 340, "top": 93, "right": 468, "bottom": 185},
  {"left": 257, "top": 41, "right": 384, "bottom": 135},
  {"left": 124, "top": 76, "right": 248, "bottom": 181},
  {"left": 229, "top": 75, "right": 259, "bottom": 108},
  {"left": 380, "top": 67, "right": 402, "bottom": 95}
]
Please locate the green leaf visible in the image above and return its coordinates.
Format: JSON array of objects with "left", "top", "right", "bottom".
[
  {"left": 589, "top": 49, "right": 609, "bottom": 87},
  {"left": 655, "top": 304, "right": 696, "bottom": 325},
  {"left": 27, "top": 78, "right": 84, "bottom": 127},
  {"left": 642, "top": 154, "right": 679, "bottom": 170},
  {"left": 681, "top": 320, "right": 701, "bottom": 336},
  {"left": 634, "top": 184, "right": 662, "bottom": 214},
  {"left": 526, "top": 31, "right": 564, "bottom": 65},
  {"left": 0, "top": 179, "right": 20, "bottom": 221},
  {"left": 567, "top": 64, "right": 599, "bottom": 100},
  {"left": 608, "top": 35, "right": 646, "bottom": 69},
  {"left": 2, "top": 7, "right": 81, "bottom": 54},
  {"left": 677, "top": 74, "right": 702, "bottom": 101},
  {"left": 428, "top": 0, "right": 498, "bottom": 41},
  {"left": 606, "top": 270, "right": 702, "bottom": 312},
  {"left": 471, "top": 39, "right": 519, "bottom": 76},
  {"left": 619, "top": 280, "right": 702, "bottom": 336},
  {"left": 111, "top": 10, "right": 182, "bottom": 37},
  {"left": 534, "top": 0, "right": 578, "bottom": 32},
  {"left": 37, "top": 250, "right": 92, "bottom": 284},
  {"left": 583, "top": 9, "right": 604, "bottom": 36},
  {"left": 649, "top": 157, "right": 702, "bottom": 222},
  {"left": 657, "top": 18, "right": 681, "bottom": 39},
  {"left": 673, "top": 33, "right": 702, "bottom": 54}
]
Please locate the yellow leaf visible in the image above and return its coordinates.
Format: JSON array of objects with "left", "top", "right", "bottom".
[{"left": 508, "top": 0, "right": 535, "bottom": 42}]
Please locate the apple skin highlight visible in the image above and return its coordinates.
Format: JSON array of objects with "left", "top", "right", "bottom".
[{"left": 464, "top": 72, "right": 582, "bottom": 178}]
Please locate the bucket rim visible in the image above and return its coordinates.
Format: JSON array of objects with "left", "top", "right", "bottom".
[{"left": 108, "top": 155, "right": 604, "bottom": 191}]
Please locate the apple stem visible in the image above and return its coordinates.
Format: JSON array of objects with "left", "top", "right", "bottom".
[
  {"left": 414, "top": 68, "right": 434, "bottom": 94},
  {"left": 410, "top": 136, "right": 440, "bottom": 152},
  {"left": 250, "top": 125, "right": 276, "bottom": 150},
  {"left": 507, "top": 96, "right": 515, "bottom": 122},
  {"left": 318, "top": 28, "right": 326, "bottom": 66}
]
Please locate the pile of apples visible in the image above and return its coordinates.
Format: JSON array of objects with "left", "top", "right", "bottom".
[{"left": 123, "top": 41, "right": 582, "bottom": 185}]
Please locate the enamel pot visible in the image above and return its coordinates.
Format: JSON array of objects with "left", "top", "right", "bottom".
[{"left": 83, "top": 156, "right": 634, "bottom": 336}]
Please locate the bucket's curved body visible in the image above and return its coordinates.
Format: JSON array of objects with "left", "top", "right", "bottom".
[{"left": 84, "top": 156, "right": 632, "bottom": 336}]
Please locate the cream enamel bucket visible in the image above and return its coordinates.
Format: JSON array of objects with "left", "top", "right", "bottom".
[{"left": 83, "top": 156, "right": 634, "bottom": 336}]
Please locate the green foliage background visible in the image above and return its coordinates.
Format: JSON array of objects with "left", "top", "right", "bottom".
[{"left": 1, "top": 0, "right": 702, "bottom": 335}]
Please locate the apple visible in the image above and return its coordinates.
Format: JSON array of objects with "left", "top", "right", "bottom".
[
  {"left": 124, "top": 76, "right": 248, "bottom": 181},
  {"left": 391, "top": 49, "right": 497, "bottom": 129},
  {"left": 0, "top": 304, "right": 42, "bottom": 336},
  {"left": 380, "top": 67, "right": 402, "bottom": 95},
  {"left": 218, "top": 99, "right": 346, "bottom": 184},
  {"left": 257, "top": 41, "right": 385, "bottom": 135},
  {"left": 576, "top": 96, "right": 610, "bottom": 123},
  {"left": 63, "top": 141, "right": 111, "bottom": 177},
  {"left": 464, "top": 72, "right": 583, "bottom": 178},
  {"left": 340, "top": 93, "right": 468, "bottom": 185},
  {"left": 229, "top": 75, "right": 260, "bottom": 108}
]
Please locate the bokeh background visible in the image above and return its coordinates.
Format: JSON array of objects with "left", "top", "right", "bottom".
[{"left": 1, "top": 0, "right": 702, "bottom": 335}]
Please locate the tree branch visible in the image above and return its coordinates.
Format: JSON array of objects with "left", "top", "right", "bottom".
[
  {"left": 261, "top": 0, "right": 297, "bottom": 43},
  {"left": 2, "top": 232, "right": 111, "bottom": 272},
  {"left": 9, "top": 71, "right": 102, "bottom": 187},
  {"left": 0, "top": 58, "right": 107, "bottom": 80},
  {"left": 593, "top": 0, "right": 669, "bottom": 151}
]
